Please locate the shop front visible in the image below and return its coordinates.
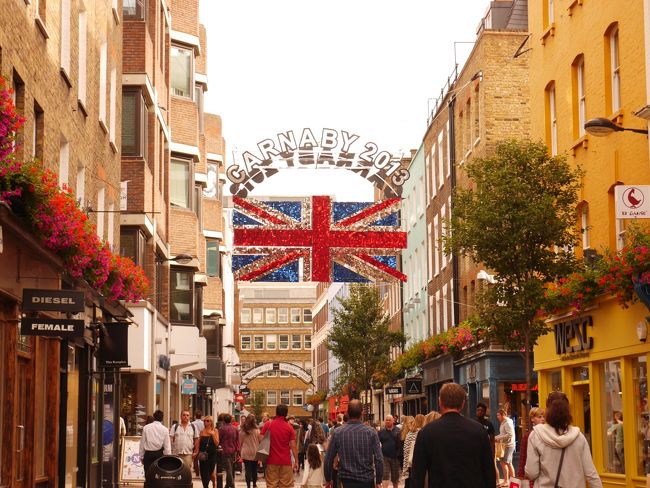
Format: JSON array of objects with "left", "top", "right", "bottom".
[
  {"left": 535, "top": 299, "right": 650, "bottom": 488},
  {"left": 422, "top": 354, "right": 454, "bottom": 413}
]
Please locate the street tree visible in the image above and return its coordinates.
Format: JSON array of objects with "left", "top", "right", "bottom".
[
  {"left": 326, "top": 283, "right": 405, "bottom": 419},
  {"left": 444, "top": 139, "right": 582, "bottom": 419},
  {"left": 252, "top": 391, "right": 265, "bottom": 421}
]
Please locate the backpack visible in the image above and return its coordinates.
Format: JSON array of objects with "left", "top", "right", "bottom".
[{"left": 173, "top": 422, "right": 197, "bottom": 438}]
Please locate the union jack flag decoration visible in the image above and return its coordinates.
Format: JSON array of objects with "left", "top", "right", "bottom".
[{"left": 232, "top": 196, "right": 407, "bottom": 283}]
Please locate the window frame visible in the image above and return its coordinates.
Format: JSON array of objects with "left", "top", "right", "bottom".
[
  {"left": 253, "top": 335, "right": 264, "bottom": 350},
  {"left": 253, "top": 308, "right": 263, "bottom": 324},
  {"left": 265, "top": 308, "right": 277, "bottom": 324},
  {"left": 302, "top": 308, "right": 312, "bottom": 323},
  {"left": 609, "top": 25, "right": 621, "bottom": 113},
  {"left": 304, "top": 334, "right": 311, "bottom": 350},
  {"left": 278, "top": 307, "right": 289, "bottom": 324},
  {"left": 120, "top": 227, "right": 147, "bottom": 266},
  {"left": 292, "top": 390, "right": 304, "bottom": 406},
  {"left": 206, "top": 240, "right": 220, "bottom": 277},
  {"left": 266, "top": 334, "right": 277, "bottom": 351},
  {"left": 279, "top": 334, "right": 289, "bottom": 350},
  {"left": 280, "top": 390, "right": 290, "bottom": 406},
  {"left": 291, "top": 334, "right": 302, "bottom": 350},
  {"left": 170, "top": 267, "right": 194, "bottom": 324},
  {"left": 290, "top": 308, "right": 301, "bottom": 324},
  {"left": 121, "top": 87, "right": 148, "bottom": 158},
  {"left": 240, "top": 308, "right": 251, "bottom": 324},
  {"left": 171, "top": 44, "right": 194, "bottom": 99},
  {"left": 123, "top": 0, "right": 145, "bottom": 20},
  {"left": 266, "top": 390, "right": 277, "bottom": 406},
  {"left": 170, "top": 157, "right": 192, "bottom": 208}
]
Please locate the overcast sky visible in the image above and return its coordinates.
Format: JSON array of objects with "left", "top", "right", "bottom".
[{"left": 199, "top": 1, "right": 484, "bottom": 200}]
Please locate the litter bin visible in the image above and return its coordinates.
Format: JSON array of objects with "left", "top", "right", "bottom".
[{"left": 145, "top": 455, "right": 192, "bottom": 488}]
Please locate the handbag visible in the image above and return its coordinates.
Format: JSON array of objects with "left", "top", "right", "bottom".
[
  {"left": 256, "top": 428, "right": 271, "bottom": 462},
  {"left": 495, "top": 441, "right": 505, "bottom": 459},
  {"left": 198, "top": 434, "right": 213, "bottom": 462}
]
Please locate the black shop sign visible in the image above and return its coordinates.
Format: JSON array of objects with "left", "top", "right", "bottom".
[
  {"left": 385, "top": 387, "right": 402, "bottom": 395},
  {"left": 554, "top": 315, "right": 594, "bottom": 355},
  {"left": 22, "top": 288, "right": 84, "bottom": 313},
  {"left": 21, "top": 317, "right": 84, "bottom": 338}
]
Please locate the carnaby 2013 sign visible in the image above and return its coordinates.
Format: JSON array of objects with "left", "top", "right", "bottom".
[{"left": 226, "top": 128, "right": 410, "bottom": 198}]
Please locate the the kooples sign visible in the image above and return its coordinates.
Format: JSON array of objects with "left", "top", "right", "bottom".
[
  {"left": 22, "top": 289, "right": 85, "bottom": 313},
  {"left": 554, "top": 316, "right": 594, "bottom": 355}
]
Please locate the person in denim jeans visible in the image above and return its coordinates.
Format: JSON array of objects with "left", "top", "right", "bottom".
[{"left": 219, "top": 414, "right": 241, "bottom": 488}]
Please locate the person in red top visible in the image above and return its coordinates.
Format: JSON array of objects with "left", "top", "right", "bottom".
[{"left": 260, "top": 404, "right": 299, "bottom": 488}]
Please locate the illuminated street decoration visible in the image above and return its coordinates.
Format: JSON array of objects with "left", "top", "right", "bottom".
[
  {"left": 233, "top": 196, "right": 407, "bottom": 283},
  {"left": 225, "top": 128, "right": 410, "bottom": 198}
]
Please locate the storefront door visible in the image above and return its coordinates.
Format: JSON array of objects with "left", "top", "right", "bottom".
[
  {"left": 14, "top": 357, "right": 28, "bottom": 488},
  {"left": 572, "top": 383, "right": 592, "bottom": 449}
]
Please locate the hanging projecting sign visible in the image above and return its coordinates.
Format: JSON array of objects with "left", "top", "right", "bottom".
[
  {"left": 181, "top": 378, "right": 198, "bottom": 395},
  {"left": 405, "top": 378, "right": 422, "bottom": 395},
  {"left": 385, "top": 387, "right": 402, "bottom": 395},
  {"left": 22, "top": 288, "right": 85, "bottom": 313},
  {"left": 98, "top": 322, "right": 130, "bottom": 368},
  {"left": 615, "top": 185, "right": 650, "bottom": 218},
  {"left": 225, "top": 128, "right": 410, "bottom": 198},
  {"left": 20, "top": 317, "right": 84, "bottom": 337}
]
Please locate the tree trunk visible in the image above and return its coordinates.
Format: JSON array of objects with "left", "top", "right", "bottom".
[
  {"left": 368, "top": 382, "right": 374, "bottom": 422},
  {"left": 524, "top": 327, "right": 532, "bottom": 433}
]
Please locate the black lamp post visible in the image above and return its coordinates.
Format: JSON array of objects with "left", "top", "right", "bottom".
[{"left": 584, "top": 117, "right": 648, "bottom": 136}]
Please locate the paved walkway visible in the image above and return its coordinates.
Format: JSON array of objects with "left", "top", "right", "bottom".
[{"left": 192, "top": 471, "right": 297, "bottom": 488}]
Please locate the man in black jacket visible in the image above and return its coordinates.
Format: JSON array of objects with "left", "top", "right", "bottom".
[{"left": 410, "top": 383, "right": 495, "bottom": 488}]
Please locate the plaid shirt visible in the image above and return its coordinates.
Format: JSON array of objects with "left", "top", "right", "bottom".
[
  {"left": 324, "top": 420, "right": 383, "bottom": 485},
  {"left": 218, "top": 423, "right": 240, "bottom": 455}
]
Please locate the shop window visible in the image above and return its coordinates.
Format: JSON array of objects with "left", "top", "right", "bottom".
[
  {"left": 253, "top": 308, "right": 263, "bottom": 324},
  {"left": 206, "top": 241, "right": 219, "bottom": 277},
  {"left": 278, "top": 307, "right": 288, "bottom": 323},
  {"left": 549, "top": 370, "right": 562, "bottom": 392},
  {"left": 266, "top": 334, "right": 277, "bottom": 351},
  {"left": 292, "top": 334, "right": 302, "bottom": 350},
  {"left": 170, "top": 268, "right": 193, "bottom": 324},
  {"left": 303, "top": 308, "right": 312, "bottom": 323},
  {"left": 254, "top": 335, "right": 264, "bottom": 350},
  {"left": 280, "top": 390, "right": 290, "bottom": 405},
  {"left": 573, "top": 366, "right": 590, "bottom": 382},
  {"left": 171, "top": 45, "right": 193, "bottom": 98},
  {"left": 240, "top": 308, "right": 251, "bottom": 323},
  {"left": 170, "top": 158, "right": 191, "bottom": 208},
  {"left": 601, "top": 360, "right": 624, "bottom": 474},
  {"left": 635, "top": 356, "right": 649, "bottom": 476},
  {"left": 267, "top": 391, "right": 277, "bottom": 406},
  {"left": 265, "top": 308, "right": 276, "bottom": 323},
  {"left": 122, "top": 88, "right": 148, "bottom": 158},
  {"left": 293, "top": 390, "right": 304, "bottom": 406},
  {"left": 291, "top": 307, "right": 301, "bottom": 323},
  {"left": 279, "top": 334, "right": 289, "bottom": 350}
]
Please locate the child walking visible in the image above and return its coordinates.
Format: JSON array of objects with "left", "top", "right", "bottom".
[{"left": 301, "top": 443, "right": 325, "bottom": 488}]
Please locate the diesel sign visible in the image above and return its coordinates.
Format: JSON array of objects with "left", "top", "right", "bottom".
[
  {"left": 554, "top": 316, "right": 594, "bottom": 355},
  {"left": 21, "top": 318, "right": 84, "bottom": 337},
  {"left": 22, "top": 289, "right": 85, "bottom": 313}
]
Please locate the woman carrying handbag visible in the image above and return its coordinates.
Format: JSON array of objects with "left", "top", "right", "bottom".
[{"left": 197, "top": 416, "right": 221, "bottom": 488}]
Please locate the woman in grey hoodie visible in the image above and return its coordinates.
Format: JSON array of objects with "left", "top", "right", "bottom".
[{"left": 525, "top": 391, "right": 602, "bottom": 488}]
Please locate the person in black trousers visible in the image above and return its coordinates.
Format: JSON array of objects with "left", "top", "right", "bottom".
[
  {"left": 198, "top": 416, "right": 221, "bottom": 488},
  {"left": 410, "top": 383, "right": 495, "bottom": 488}
]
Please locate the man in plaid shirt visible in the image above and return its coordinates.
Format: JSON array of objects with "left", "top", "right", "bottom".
[{"left": 324, "top": 400, "right": 383, "bottom": 488}]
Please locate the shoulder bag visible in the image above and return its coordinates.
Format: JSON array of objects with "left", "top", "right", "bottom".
[
  {"left": 554, "top": 447, "right": 566, "bottom": 488},
  {"left": 256, "top": 428, "right": 271, "bottom": 463},
  {"left": 198, "top": 434, "right": 213, "bottom": 462}
]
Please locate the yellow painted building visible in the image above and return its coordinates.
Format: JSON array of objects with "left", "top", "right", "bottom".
[{"left": 529, "top": 1, "right": 650, "bottom": 486}]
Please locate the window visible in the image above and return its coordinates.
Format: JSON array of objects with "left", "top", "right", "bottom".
[
  {"left": 253, "top": 308, "right": 263, "bottom": 324},
  {"left": 207, "top": 241, "right": 220, "bottom": 277},
  {"left": 573, "top": 56, "right": 586, "bottom": 138},
  {"left": 193, "top": 184, "right": 202, "bottom": 221},
  {"left": 304, "top": 361, "right": 312, "bottom": 376},
  {"left": 196, "top": 84, "right": 204, "bottom": 133},
  {"left": 123, "top": 0, "right": 144, "bottom": 19},
  {"left": 291, "top": 308, "right": 301, "bottom": 324},
  {"left": 429, "top": 144, "right": 437, "bottom": 197},
  {"left": 266, "top": 334, "right": 277, "bottom": 351},
  {"left": 633, "top": 356, "right": 648, "bottom": 476},
  {"left": 601, "top": 360, "right": 624, "bottom": 473},
  {"left": 240, "top": 362, "right": 253, "bottom": 373},
  {"left": 474, "top": 87, "right": 480, "bottom": 141},
  {"left": 99, "top": 42, "right": 107, "bottom": 124},
  {"left": 171, "top": 45, "right": 193, "bottom": 98},
  {"left": 280, "top": 390, "right": 290, "bottom": 405},
  {"left": 292, "top": 334, "right": 301, "bottom": 350},
  {"left": 240, "top": 336, "right": 251, "bottom": 350},
  {"left": 122, "top": 88, "right": 147, "bottom": 158},
  {"left": 546, "top": 83, "right": 558, "bottom": 156},
  {"left": 78, "top": 10, "right": 87, "bottom": 106},
  {"left": 293, "top": 391, "right": 304, "bottom": 406},
  {"left": 437, "top": 131, "right": 444, "bottom": 189},
  {"left": 304, "top": 334, "right": 311, "bottom": 349},
  {"left": 546, "top": 0, "right": 554, "bottom": 25},
  {"left": 266, "top": 390, "right": 277, "bottom": 406},
  {"left": 33, "top": 101, "right": 44, "bottom": 160},
  {"left": 581, "top": 204, "right": 590, "bottom": 250},
  {"left": 303, "top": 308, "right": 312, "bottom": 323},
  {"left": 35, "top": 0, "right": 47, "bottom": 23},
  {"left": 440, "top": 205, "right": 447, "bottom": 269},
  {"left": 240, "top": 308, "right": 251, "bottom": 323},
  {"left": 170, "top": 268, "right": 193, "bottom": 323},
  {"left": 279, "top": 334, "right": 289, "bottom": 350},
  {"left": 59, "top": 139, "right": 69, "bottom": 189},
  {"left": 280, "top": 369, "right": 290, "bottom": 378},
  {"left": 96, "top": 185, "right": 105, "bottom": 239},
  {"left": 278, "top": 307, "right": 288, "bottom": 323},
  {"left": 170, "top": 158, "right": 191, "bottom": 208},
  {"left": 609, "top": 25, "right": 621, "bottom": 113},
  {"left": 76, "top": 164, "right": 85, "bottom": 208},
  {"left": 433, "top": 215, "right": 440, "bottom": 275},
  {"left": 204, "top": 162, "right": 218, "bottom": 198},
  {"left": 265, "top": 308, "right": 276, "bottom": 323},
  {"left": 109, "top": 68, "right": 117, "bottom": 142},
  {"left": 60, "top": 0, "right": 71, "bottom": 77},
  {"left": 616, "top": 217, "right": 627, "bottom": 251},
  {"left": 107, "top": 202, "right": 115, "bottom": 248},
  {"left": 253, "top": 335, "right": 264, "bottom": 350}
]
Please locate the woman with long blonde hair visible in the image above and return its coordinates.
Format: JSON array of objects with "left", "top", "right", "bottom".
[
  {"left": 197, "top": 415, "right": 220, "bottom": 488},
  {"left": 400, "top": 415, "right": 422, "bottom": 488}
]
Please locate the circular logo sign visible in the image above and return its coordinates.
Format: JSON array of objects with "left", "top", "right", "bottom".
[{"left": 623, "top": 187, "right": 644, "bottom": 209}]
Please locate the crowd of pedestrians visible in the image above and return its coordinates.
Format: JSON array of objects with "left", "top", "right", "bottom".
[{"left": 137, "top": 384, "right": 603, "bottom": 488}]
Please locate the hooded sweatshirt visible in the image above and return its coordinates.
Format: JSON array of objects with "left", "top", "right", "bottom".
[{"left": 525, "top": 423, "right": 602, "bottom": 488}]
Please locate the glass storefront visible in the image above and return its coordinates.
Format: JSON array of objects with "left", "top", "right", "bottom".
[
  {"left": 634, "top": 356, "right": 649, "bottom": 476},
  {"left": 65, "top": 345, "right": 80, "bottom": 488},
  {"left": 601, "top": 360, "right": 624, "bottom": 474}
]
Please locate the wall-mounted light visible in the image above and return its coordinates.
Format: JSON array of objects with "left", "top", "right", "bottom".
[
  {"left": 637, "top": 320, "right": 648, "bottom": 342},
  {"left": 156, "top": 253, "right": 194, "bottom": 265},
  {"left": 584, "top": 117, "right": 648, "bottom": 137}
]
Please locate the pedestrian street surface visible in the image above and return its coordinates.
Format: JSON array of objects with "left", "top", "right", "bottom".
[{"left": 192, "top": 471, "right": 298, "bottom": 488}]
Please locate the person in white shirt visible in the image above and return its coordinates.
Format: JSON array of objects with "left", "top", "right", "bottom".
[
  {"left": 139, "top": 410, "right": 171, "bottom": 475},
  {"left": 301, "top": 443, "right": 325, "bottom": 488},
  {"left": 171, "top": 410, "right": 200, "bottom": 472}
]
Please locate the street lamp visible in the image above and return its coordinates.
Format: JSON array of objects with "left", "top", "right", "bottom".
[
  {"left": 584, "top": 117, "right": 648, "bottom": 137},
  {"left": 156, "top": 253, "right": 194, "bottom": 264}
]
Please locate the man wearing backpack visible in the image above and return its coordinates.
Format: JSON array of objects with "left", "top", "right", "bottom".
[{"left": 170, "top": 410, "right": 199, "bottom": 471}]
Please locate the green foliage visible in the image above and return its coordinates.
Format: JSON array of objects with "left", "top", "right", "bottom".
[
  {"left": 252, "top": 391, "right": 265, "bottom": 421},
  {"left": 444, "top": 139, "right": 583, "bottom": 351},
  {"left": 326, "top": 284, "right": 405, "bottom": 396}
]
